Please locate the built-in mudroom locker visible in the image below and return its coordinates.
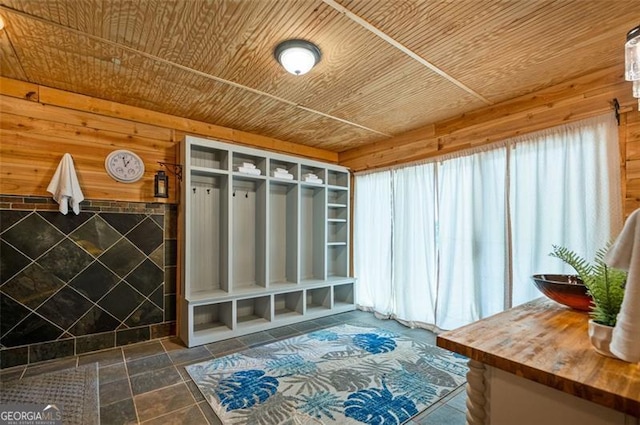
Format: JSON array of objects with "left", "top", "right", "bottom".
[{"left": 178, "top": 136, "right": 356, "bottom": 347}]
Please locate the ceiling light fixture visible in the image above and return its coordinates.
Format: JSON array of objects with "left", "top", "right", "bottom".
[
  {"left": 625, "top": 24, "right": 640, "bottom": 110},
  {"left": 274, "top": 39, "right": 321, "bottom": 76}
]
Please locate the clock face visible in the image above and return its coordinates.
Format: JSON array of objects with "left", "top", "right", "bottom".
[{"left": 105, "top": 150, "right": 145, "bottom": 183}]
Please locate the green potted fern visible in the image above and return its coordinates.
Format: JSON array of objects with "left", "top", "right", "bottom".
[{"left": 549, "top": 244, "right": 626, "bottom": 357}]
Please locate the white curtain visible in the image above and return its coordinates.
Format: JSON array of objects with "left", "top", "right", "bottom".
[
  {"left": 437, "top": 149, "right": 507, "bottom": 329},
  {"left": 353, "top": 170, "right": 393, "bottom": 313},
  {"left": 510, "top": 114, "right": 623, "bottom": 306},
  {"left": 392, "top": 164, "right": 438, "bottom": 325},
  {"left": 354, "top": 113, "right": 622, "bottom": 330}
]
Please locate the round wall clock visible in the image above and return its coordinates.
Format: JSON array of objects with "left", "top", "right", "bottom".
[{"left": 105, "top": 149, "right": 145, "bottom": 183}]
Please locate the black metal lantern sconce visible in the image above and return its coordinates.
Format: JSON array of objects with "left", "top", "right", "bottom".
[{"left": 154, "top": 162, "right": 183, "bottom": 198}]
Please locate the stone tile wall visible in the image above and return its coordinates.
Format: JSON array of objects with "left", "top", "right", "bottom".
[{"left": 0, "top": 196, "right": 177, "bottom": 368}]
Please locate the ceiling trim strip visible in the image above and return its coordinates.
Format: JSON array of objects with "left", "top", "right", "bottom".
[
  {"left": 323, "top": 0, "right": 494, "bottom": 106},
  {"left": 0, "top": 5, "right": 390, "bottom": 137}
]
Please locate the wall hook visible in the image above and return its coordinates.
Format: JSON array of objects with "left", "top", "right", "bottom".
[
  {"left": 245, "top": 192, "right": 248, "bottom": 198},
  {"left": 233, "top": 190, "right": 236, "bottom": 197},
  {"left": 192, "top": 187, "right": 196, "bottom": 193},
  {"left": 207, "top": 189, "right": 211, "bottom": 194}
]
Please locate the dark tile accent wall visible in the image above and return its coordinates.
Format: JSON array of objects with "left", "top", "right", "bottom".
[{"left": 0, "top": 196, "right": 177, "bottom": 368}]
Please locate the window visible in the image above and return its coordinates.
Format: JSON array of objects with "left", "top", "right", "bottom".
[{"left": 354, "top": 114, "right": 622, "bottom": 330}]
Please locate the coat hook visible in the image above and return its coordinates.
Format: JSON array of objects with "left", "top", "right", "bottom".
[
  {"left": 207, "top": 188, "right": 211, "bottom": 194},
  {"left": 233, "top": 190, "right": 236, "bottom": 197},
  {"left": 245, "top": 191, "right": 248, "bottom": 198},
  {"left": 192, "top": 187, "right": 196, "bottom": 193}
]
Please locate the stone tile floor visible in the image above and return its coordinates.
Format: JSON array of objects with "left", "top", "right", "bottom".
[{"left": 0, "top": 310, "right": 467, "bottom": 424}]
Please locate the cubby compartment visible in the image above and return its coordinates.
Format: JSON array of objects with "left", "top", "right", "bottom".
[
  {"left": 269, "top": 159, "right": 297, "bottom": 181},
  {"left": 328, "top": 220, "right": 347, "bottom": 244},
  {"left": 327, "top": 188, "right": 348, "bottom": 207},
  {"left": 190, "top": 145, "right": 228, "bottom": 170},
  {"left": 274, "top": 291, "right": 304, "bottom": 319},
  {"left": 334, "top": 283, "right": 354, "bottom": 308},
  {"left": 306, "top": 287, "right": 331, "bottom": 313},
  {"left": 269, "top": 182, "right": 298, "bottom": 285},
  {"left": 237, "top": 296, "right": 271, "bottom": 327},
  {"left": 188, "top": 173, "right": 229, "bottom": 298},
  {"left": 327, "top": 169, "right": 349, "bottom": 187},
  {"left": 232, "top": 177, "right": 267, "bottom": 291},
  {"left": 233, "top": 152, "right": 266, "bottom": 176},
  {"left": 327, "top": 245, "right": 348, "bottom": 277},
  {"left": 301, "top": 164, "right": 325, "bottom": 184},
  {"left": 193, "top": 302, "right": 233, "bottom": 334},
  {"left": 328, "top": 204, "right": 348, "bottom": 221},
  {"left": 300, "top": 186, "right": 326, "bottom": 282}
]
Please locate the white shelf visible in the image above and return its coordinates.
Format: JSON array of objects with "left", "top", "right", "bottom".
[
  {"left": 180, "top": 136, "right": 356, "bottom": 347},
  {"left": 270, "top": 177, "right": 297, "bottom": 184},
  {"left": 191, "top": 165, "right": 228, "bottom": 176},
  {"left": 233, "top": 172, "right": 267, "bottom": 180}
]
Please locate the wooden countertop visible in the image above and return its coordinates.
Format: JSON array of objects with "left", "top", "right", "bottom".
[{"left": 436, "top": 298, "right": 640, "bottom": 417}]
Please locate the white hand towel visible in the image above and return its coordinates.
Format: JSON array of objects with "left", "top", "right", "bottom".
[
  {"left": 273, "top": 171, "right": 294, "bottom": 180},
  {"left": 605, "top": 208, "right": 640, "bottom": 363},
  {"left": 237, "top": 167, "right": 261, "bottom": 175},
  {"left": 46, "top": 153, "right": 84, "bottom": 215}
]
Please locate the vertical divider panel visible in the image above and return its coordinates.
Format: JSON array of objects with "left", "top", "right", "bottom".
[
  {"left": 220, "top": 174, "right": 230, "bottom": 291},
  {"left": 256, "top": 179, "right": 267, "bottom": 287},
  {"left": 294, "top": 164, "right": 301, "bottom": 284},
  {"left": 265, "top": 170, "right": 271, "bottom": 288},
  {"left": 315, "top": 184, "right": 328, "bottom": 281},
  {"left": 231, "top": 299, "right": 237, "bottom": 330},
  {"left": 287, "top": 184, "right": 299, "bottom": 283}
]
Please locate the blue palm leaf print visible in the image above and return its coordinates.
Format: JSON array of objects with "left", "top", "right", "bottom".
[
  {"left": 344, "top": 383, "right": 418, "bottom": 424},
  {"left": 298, "top": 391, "right": 343, "bottom": 420},
  {"left": 266, "top": 354, "right": 317, "bottom": 377},
  {"left": 352, "top": 333, "right": 397, "bottom": 354},
  {"left": 308, "top": 329, "right": 340, "bottom": 341},
  {"left": 215, "top": 370, "right": 279, "bottom": 411}
]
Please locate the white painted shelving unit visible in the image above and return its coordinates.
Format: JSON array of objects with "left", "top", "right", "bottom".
[{"left": 178, "top": 136, "right": 356, "bottom": 347}]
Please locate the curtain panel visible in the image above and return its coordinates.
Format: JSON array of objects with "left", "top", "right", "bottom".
[{"left": 353, "top": 114, "right": 622, "bottom": 331}]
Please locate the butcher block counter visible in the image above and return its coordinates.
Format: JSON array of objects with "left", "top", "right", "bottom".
[{"left": 437, "top": 297, "right": 640, "bottom": 425}]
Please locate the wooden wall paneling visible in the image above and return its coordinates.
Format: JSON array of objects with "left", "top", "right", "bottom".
[
  {"left": 0, "top": 76, "right": 38, "bottom": 100},
  {"left": 625, "top": 109, "right": 640, "bottom": 215},
  {"left": 1, "top": 94, "right": 172, "bottom": 140},
  {"left": 34, "top": 83, "right": 338, "bottom": 162},
  {"left": 340, "top": 67, "right": 634, "bottom": 171},
  {"left": 0, "top": 77, "right": 339, "bottom": 205},
  {"left": 0, "top": 94, "right": 178, "bottom": 203},
  {"left": 339, "top": 66, "right": 627, "bottom": 165},
  {"left": 618, "top": 112, "right": 627, "bottom": 218}
]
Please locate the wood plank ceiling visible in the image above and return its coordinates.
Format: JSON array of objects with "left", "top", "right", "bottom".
[{"left": 0, "top": 0, "right": 638, "bottom": 153}]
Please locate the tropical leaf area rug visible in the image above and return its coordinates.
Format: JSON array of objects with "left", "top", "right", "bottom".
[{"left": 187, "top": 324, "right": 468, "bottom": 425}]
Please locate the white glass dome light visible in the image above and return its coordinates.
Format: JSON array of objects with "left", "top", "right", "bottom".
[
  {"left": 274, "top": 39, "right": 321, "bottom": 76},
  {"left": 625, "top": 24, "right": 640, "bottom": 110}
]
